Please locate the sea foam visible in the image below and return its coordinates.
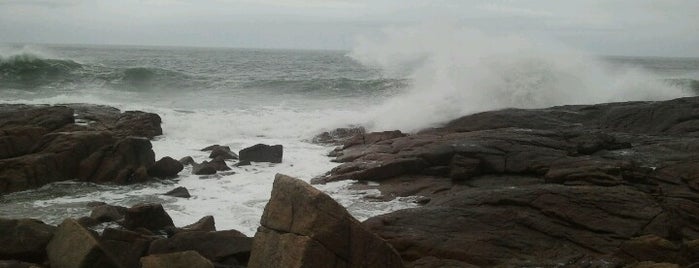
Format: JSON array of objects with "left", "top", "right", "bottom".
[{"left": 350, "top": 23, "right": 693, "bottom": 132}]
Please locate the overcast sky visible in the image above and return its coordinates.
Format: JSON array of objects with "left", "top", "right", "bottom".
[{"left": 1, "top": 0, "right": 697, "bottom": 56}]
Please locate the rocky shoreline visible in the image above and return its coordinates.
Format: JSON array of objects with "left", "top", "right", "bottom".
[{"left": 3, "top": 97, "right": 699, "bottom": 267}]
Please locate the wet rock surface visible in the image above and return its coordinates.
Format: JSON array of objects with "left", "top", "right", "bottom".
[
  {"left": 148, "top": 156, "right": 184, "bottom": 178},
  {"left": 239, "top": 144, "right": 283, "bottom": 163},
  {"left": 0, "top": 104, "right": 162, "bottom": 193},
  {"left": 314, "top": 96, "right": 699, "bottom": 267},
  {"left": 248, "top": 174, "right": 403, "bottom": 268}
]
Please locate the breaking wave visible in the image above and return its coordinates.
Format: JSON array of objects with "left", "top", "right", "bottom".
[{"left": 350, "top": 24, "right": 696, "bottom": 132}]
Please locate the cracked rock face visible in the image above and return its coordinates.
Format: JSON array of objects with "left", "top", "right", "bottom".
[
  {"left": 314, "top": 96, "right": 699, "bottom": 267},
  {"left": 248, "top": 174, "right": 403, "bottom": 268}
]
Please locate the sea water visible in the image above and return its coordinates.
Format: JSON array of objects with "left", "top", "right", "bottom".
[{"left": 1, "top": 31, "right": 698, "bottom": 235}]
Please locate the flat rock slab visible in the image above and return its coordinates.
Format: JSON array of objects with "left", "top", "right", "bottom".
[{"left": 315, "top": 96, "right": 699, "bottom": 266}]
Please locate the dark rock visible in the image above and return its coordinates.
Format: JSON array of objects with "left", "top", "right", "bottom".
[
  {"left": 0, "top": 131, "right": 115, "bottom": 193},
  {"left": 408, "top": 256, "right": 479, "bottom": 268},
  {"left": 76, "top": 216, "right": 100, "bottom": 228},
  {"left": 0, "top": 126, "right": 48, "bottom": 159},
  {"left": 209, "top": 157, "right": 231, "bottom": 171},
  {"left": 46, "top": 218, "right": 118, "bottom": 268},
  {"left": 0, "top": 260, "right": 42, "bottom": 268},
  {"left": 201, "top": 144, "right": 229, "bottom": 152},
  {"left": 86, "top": 201, "right": 107, "bottom": 208},
  {"left": 149, "top": 230, "right": 250, "bottom": 265},
  {"left": 0, "top": 218, "right": 56, "bottom": 263},
  {"left": 90, "top": 204, "right": 127, "bottom": 223},
  {"left": 192, "top": 162, "right": 217, "bottom": 175},
  {"left": 148, "top": 157, "right": 184, "bottom": 178},
  {"left": 113, "top": 111, "right": 162, "bottom": 139},
  {"left": 342, "top": 130, "right": 406, "bottom": 149},
  {"left": 140, "top": 251, "right": 214, "bottom": 268},
  {"left": 238, "top": 144, "right": 283, "bottom": 163},
  {"left": 317, "top": 97, "right": 699, "bottom": 266},
  {"left": 248, "top": 174, "right": 403, "bottom": 267},
  {"left": 100, "top": 228, "right": 156, "bottom": 268},
  {"left": 0, "top": 104, "right": 162, "bottom": 194},
  {"left": 163, "top": 186, "right": 191, "bottom": 198},
  {"left": 618, "top": 235, "right": 681, "bottom": 264},
  {"left": 180, "top": 216, "right": 216, "bottom": 233},
  {"left": 208, "top": 146, "right": 238, "bottom": 160},
  {"left": 122, "top": 203, "right": 175, "bottom": 232},
  {"left": 0, "top": 104, "right": 74, "bottom": 131},
  {"left": 77, "top": 137, "right": 155, "bottom": 184},
  {"left": 179, "top": 156, "right": 196, "bottom": 166},
  {"left": 65, "top": 104, "right": 162, "bottom": 139},
  {"left": 192, "top": 158, "right": 230, "bottom": 175},
  {"left": 234, "top": 160, "right": 251, "bottom": 167},
  {"left": 311, "top": 126, "right": 366, "bottom": 145}
]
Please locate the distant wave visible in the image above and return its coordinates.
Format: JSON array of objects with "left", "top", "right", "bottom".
[
  {"left": 241, "top": 78, "right": 408, "bottom": 96},
  {"left": 0, "top": 52, "right": 194, "bottom": 91},
  {"left": 111, "top": 67, "right": 194, "bottom": 91},
  {"left": 0, "top": 53, "right": 83, "bottom": 87}
]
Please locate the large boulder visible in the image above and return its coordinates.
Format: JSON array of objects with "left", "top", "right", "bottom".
[
  {"left": 239, "top": 144, "right": 283, "bottom": 163},
  {"left": 0, "top": 104, "right": 163, "bottom": 194},
  {"left": 148, "top": 156, "right": 184, "bottom": 178},
  {"left": 46, "top": 219, "right": 118, "bottom": 268},
  {"left": 140, "top": 251, "right": 214, "bottom": 268},
  {"left": 77, "top": 137, "right": 155, "bottom": 184},
  {"left": 0, "top": 218, "right": 56, "bottom": 263},
  {"left": 248, "top": 174, "right": 403, "bottom": 267},
  {"left": 122, "top": 203, "right": 175, "bottom": 232},
  {"left": 149, "top": 230, "right": 250, "bottom": 266},
  {"left": 100, "top": 228, "right": 156, "bottom": 268},
  {"left": 90, "top": 204, "right": 127, "bottom": 223}
]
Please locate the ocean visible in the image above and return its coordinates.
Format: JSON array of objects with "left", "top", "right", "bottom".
[{"left": 1, "top": 43, "right": 698, "bottom": 235}]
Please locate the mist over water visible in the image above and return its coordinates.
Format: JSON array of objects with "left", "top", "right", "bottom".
[{"left": 350, "top": 25, "right": 695, "bottom": 132}]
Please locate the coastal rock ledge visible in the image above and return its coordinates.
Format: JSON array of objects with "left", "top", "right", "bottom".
[
  {"left": 0, "top": 103, "right": 163, "bottom": 193},
  {"left": 248, "top": 174, "right": 403, "bottom": 268},
  {"left": 314, "top": 96, "right": 699, "bottom": 267}
]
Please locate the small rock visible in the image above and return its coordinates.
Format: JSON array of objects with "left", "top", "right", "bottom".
[
  {"left": 148, "top": 157, "right": 184, "bottom": 178},
  {"left": 163, "top": 186, "right": 191, "bottom": 198},
  {"left": 209, "top": 147, "right": 238, "bottom": 160},
  {"left": 239, "top": 144, "right": 283, "bottom": 163},
  {"left": 209, "top": 157, "right": 231, "bottom": 171},
  {"left": 179, "top": 156, "right": 197, "bottom": 166},
  {"left": 192, "top": 162, "right": 217, "bottom": 175},
  {"left": 201, "top": 144, "right": 229, "bottom": 152},
  {"left": 90, "top": 204, "right": 127, "bottom": 222},
  {"left": 181, "top": 216, "right": 216, "bottom": 233},
  {"left": 235, "top": 160, "right": 251, "bottom": 167},
  {"left": 123, "top": 203, "right": 175, "bottom": 232}
]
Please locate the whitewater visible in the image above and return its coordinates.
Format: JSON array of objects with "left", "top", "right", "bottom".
[{"left": 1, "top": 27, "right": 698, "bottom": 235}]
